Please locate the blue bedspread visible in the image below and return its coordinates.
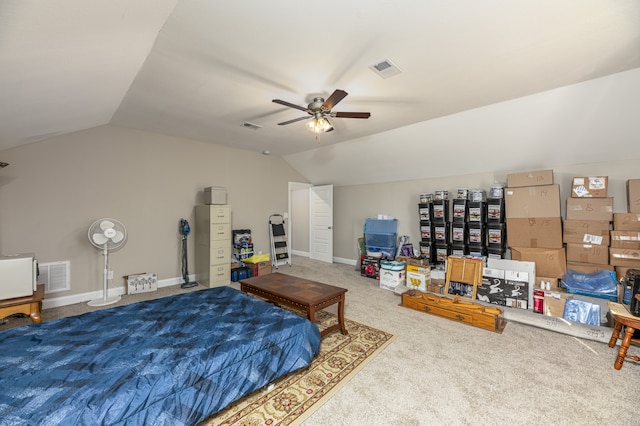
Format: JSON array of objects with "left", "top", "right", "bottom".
[{"left": 0, "top": 286, "right": 321, "bottom": 425}]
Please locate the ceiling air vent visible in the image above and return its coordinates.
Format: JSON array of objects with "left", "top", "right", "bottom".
[
  {"left": 369, "top": 58, "right": 402, "bottom": 79},
  {"left": 241, "top": 122, "right": 262, "bottom": 130}
]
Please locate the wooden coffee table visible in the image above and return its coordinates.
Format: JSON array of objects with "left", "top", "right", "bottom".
[{"left": 240, "top": 272, "right": 348, "bottom": 337}]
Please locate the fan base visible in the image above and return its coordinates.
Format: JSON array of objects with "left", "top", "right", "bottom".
[{"left": 87, "top": 295, "right": 121, "bottom": 307}]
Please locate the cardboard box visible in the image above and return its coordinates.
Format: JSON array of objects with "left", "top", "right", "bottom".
[
  {"left": 610, "top": 231, "right": 640, "bottom": 249},
  {"left": 380, "top": 269, "right": 405, "bottom": 291},
  {"left": 627, "top": 179, "right": 640, "bottom": 213},
  {"left": 565, "top": 243, "right": 609, "bottom": 265},
  {"left": 504, "top": 185, "right": 561, "bottom": 218},
  {"left": 609, "top": 248, "right": 640, "bottom": 268},
  {"left": 250, "top": 261, "right": 272, "bottom": 277},
  {"left": 571, "top": 176, "right": 608, "bottom": 198},
  {"left": 477, "top": 269, "right": 506, "bottom": 306},
  {"left": 510, "top": 247, "right": 566, "bottom": 279},
  {"left": 566, "top": 261, "right": 614, "bottom": 274},
  {"left": 361, "top": 255, "right": 380, "bottom": 279},
  {"left": 427, "top": 283, "right": 444, "bottom": 294},
  {"left": 566, "top": 197, "right": 614, "bottom": 221},
  {"left": 204, "top": 186, "right": 227, "bottom": 205},
  {"left": 613, "top": 213, "right": 640, "bottom": 231},
  {"left": 506, "top": 217, "right": 563, "bottom": 249},
  {"left": 486, "top": 258, "right": 536, "bottom": 309},
  {"left": 124, "top": 273, "right": 157, "bottom": 294},
  {"left": 506, "top": 169, "right": 554, "bottom": 188},
  {"left": 544, "top": 291, "right": 572, "bottom": 318},
  {"left": 562, "top": 220, "right": 610, "bottom": 245},
  {"left": 406, "top": 264, "right": 431, "bottom": 292}
]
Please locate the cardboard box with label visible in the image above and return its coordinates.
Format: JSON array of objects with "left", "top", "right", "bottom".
[
  {"left": 506, "top": 217, "right": 563, "bottom": 249},
  {"left": 486, "top": 258, "right": 536, "bottom": 310},
  {"left": 609, "top": 248, "right": 640, "bottom": 268},
  {"left": 380, "top": 260, "right": 406, "bottom": 291},
  {"left": 610, "top": 231, "right": 640, "bottom": 249},
  {"left": 406, "top": 263, "right": 431, "bottom": 292},
  {"left": 613, "top": 213, "right": 640, "bottom": 231},
  {"left": 566, "top": 198, "right": 614, "bottom": 221},
  {"left": 506, "top": 169, "right": 554, "bottom": 188},
  {"left": 510, "top": 247, "right": 566, "bottom": 279},
  {"left": 503, "top": 270, "right": 530, "bottom": 309},
  {"left": 571, "top": 176, "right": 608, "bottom": 198},
  {"left": 565, "top": 243, "right": 609, "bottom": 265},
  {"left": 249, "top": 261, "right": 272, "bottom": 277},
  {"left": 361, "top": 255, "right": 381, "bottom": 279},
  {"left": 504, "top": 185, "right": 561, "bottom": 219},
  {"left": 477, "top": 267, "right": 506, "bottom": 306},
  {"left": 627, "top": 179, "right": 640, "bottom": 213},
  {"left": 562, "top": 220, "right": 610, "bottom": 245}
]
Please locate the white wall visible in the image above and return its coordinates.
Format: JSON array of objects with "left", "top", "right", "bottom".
[
  {"left": 332, "top": 159, "right": 640, "bottom": 261},
  {"left": 0, "top": 124, "right": 308, "bottom": 299}
]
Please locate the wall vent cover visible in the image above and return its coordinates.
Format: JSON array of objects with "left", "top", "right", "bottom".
[
  {"left": 40, "top": 261, "right": 70, "bottom": 293},
  {"left": 369, "top": 58, "right": 402, "bottom": 79}
]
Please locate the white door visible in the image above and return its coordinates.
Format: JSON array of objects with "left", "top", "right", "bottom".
[{"left": 309, "top": 185, "right": 333, "bottom": 263}]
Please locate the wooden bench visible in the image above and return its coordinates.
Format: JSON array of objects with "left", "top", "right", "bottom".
[
  {"left": 607, "top": 301, "right": 640, "bottom": 370},
  {"left": 0, "top": 284, "right": 44, "bottom": 324}
]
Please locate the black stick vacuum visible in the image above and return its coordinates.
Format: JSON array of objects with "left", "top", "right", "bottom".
[{"left": 180, "top": 219, "right": 198, "bottom": 289}]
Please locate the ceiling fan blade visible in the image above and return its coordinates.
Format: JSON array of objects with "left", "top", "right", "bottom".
[
  {"left": 333, "top": 112, "right": 371, "bottom": 119},
  {"left": 272, "top": 99, "right": 308, "bottom": 112},
  {"left": 322, "top": 89, "right": 348, "bottom": 111},
  {"left": 277, "top": 116, "right": 310, "bottom": 126}
]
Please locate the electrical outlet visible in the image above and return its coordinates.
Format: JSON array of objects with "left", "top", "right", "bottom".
[{"left": 108, "top": 270, "right": 114, "bottom": 279}]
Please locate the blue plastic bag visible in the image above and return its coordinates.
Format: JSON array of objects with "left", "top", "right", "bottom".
[
  {"left": 561, "top": 269, "right": 618, "bottom": 301},
  {"left": 563, "top": 299, "right": 601, "bottom": 325}
]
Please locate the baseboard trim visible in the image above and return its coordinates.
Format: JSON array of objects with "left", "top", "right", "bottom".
[
  {"left": 334, "top": 256, "right": 357, "bottom": 266},
  {"left": 42, "top": 275, "right": 192, "bottom": 309}
]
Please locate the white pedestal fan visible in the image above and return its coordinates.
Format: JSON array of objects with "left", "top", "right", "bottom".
[{"left": 87, "top": 218, "right": 128, "bottom": 307}]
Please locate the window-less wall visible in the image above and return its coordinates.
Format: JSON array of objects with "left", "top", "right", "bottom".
[
  {"left": 333, "top": 160, "right": 640, "bottom": 262},
  {"left": 0, "top": 124, "right": 308, "bottom": 298}
]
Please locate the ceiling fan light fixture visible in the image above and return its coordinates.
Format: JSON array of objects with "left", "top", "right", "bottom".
[{"left": 306, "top": 115, "right": 332, "bottom": 134}]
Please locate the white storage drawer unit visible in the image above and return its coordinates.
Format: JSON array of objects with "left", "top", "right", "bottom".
[{"left": 195, "top": 205, "right": 232, "bottom": 287}]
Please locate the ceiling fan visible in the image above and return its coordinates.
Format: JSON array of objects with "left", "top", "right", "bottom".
[{"left": 272, "top": 89, "right": 371, "bottom": 134}]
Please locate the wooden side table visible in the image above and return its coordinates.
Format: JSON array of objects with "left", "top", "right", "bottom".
[
  {"left": 607, "top": 301, "right": 640, "bottom": 370},
  {"left": 0, "top": 284, "right": 44, "bottom": 324}
]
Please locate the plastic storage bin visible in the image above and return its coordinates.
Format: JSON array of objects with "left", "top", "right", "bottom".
[{"left": 364, "top": 218, "right": 398, "bottom": 234}]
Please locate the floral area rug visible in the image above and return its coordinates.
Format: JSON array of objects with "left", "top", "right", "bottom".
[{"left": 201, "top": 311, "right": 394, "bottom": 426}]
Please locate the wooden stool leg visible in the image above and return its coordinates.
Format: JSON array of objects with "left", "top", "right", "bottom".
[
  {"left": 615, "top": 326, "right": 635, "bottom": 370},
  {"left": 609, "top": 322, "right": 622, "bottom": 348}
]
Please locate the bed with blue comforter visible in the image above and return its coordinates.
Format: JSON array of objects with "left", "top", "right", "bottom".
[{"left": 0, "top": 286, "right": 321, "bottom": 425}]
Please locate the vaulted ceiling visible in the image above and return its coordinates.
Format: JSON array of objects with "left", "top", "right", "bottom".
[{"left": 1, "top": 1, "right": 639, "bottom": 182}]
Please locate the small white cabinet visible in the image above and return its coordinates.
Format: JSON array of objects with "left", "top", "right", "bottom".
[{"left": 195, "top": 205, "right": 231, "bottom": 287}]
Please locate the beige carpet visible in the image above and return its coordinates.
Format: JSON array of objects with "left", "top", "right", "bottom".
[
  {"left": 3, "top": 255, "right": 640, "bottom": 425},
  {"left": 202, "top": 311, "right": 394, "bottom": 425}
]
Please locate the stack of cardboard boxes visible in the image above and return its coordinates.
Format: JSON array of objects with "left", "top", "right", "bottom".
[
  {"left": 564, "top": 177, "right": 613, "bottom": 274},
  {"left": 504, "top": 170, "right": 566, "bottom": 289},
  {"left": 610, "top": 179, "right": 640, "bottom": 283}
]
